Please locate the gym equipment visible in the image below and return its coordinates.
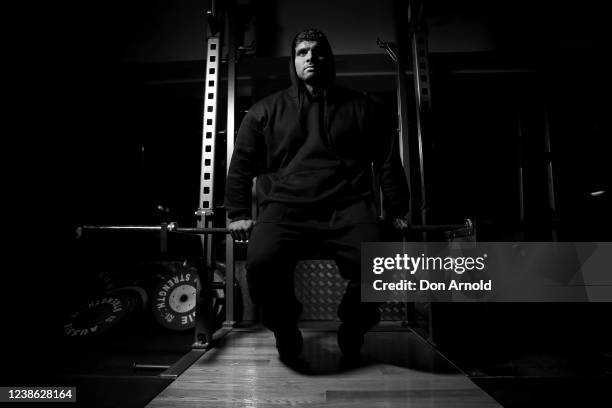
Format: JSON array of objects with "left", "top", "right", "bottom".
[
  {"left": 63, "top": 286, "right": 146, "bottom": 338},
  {"left": 411, "top": 218, "right": 472, "bottom": 233},
  {"left": 79, "top": 220, "right": 470, "bottom": 235},
  {"left": 78, "top": 218, "right": 472, "bottom": 338},
  {"left": 111, "top": 286, "right": 149, "bottom": 312},
  {"left": 77, "top": 224, "right": 229, "bottom": 347},
  {"left": 133, "top": 363, "right": 171, "bottom": 372},
  {"left": 377, "top": 38, "right": 414, "bottom": 224},
  {"left": 96, "top": 267, "right": 145, "bottom": 292},
  {"left": 73, "top": 1, "right": 473, "bottom": 348},
  {"left": 151, "top": 267, "right": 199, "bottom": 331}
]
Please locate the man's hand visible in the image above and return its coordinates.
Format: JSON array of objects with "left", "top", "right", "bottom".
[
  {"left": 392, "top": 213, "right": 411, "bottom": 231},
  {"left": 228, "top": 219, "right": 255, "bottom": 242}
]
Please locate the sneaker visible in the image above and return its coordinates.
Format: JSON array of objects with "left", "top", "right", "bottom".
[{"left": 274, "top": 326, "right": 303, "bottom": 361}]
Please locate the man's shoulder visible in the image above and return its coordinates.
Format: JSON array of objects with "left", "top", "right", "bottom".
[
  {"left": 253, "top": 88, "right": 293, "bottom": 107},
  {"left": 247, "top": 87, "right": 293, "bottom": 116},
  {"left": 330, "top": 85, "right": 372, "bottom": 104}
]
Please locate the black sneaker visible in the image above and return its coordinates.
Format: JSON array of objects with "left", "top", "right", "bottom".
[
  {"left": 274, "top": 326, "right": 303, "bottom": 361},
  {"left": 337, "top": 323, "right": 365, "bottom": 359}
]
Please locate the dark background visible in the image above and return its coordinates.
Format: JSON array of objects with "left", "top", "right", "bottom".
[{"left": 6, "top": 0, "right": 611, "bottom": 400}]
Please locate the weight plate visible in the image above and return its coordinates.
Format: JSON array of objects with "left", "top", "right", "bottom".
[
  {"left": 151, "top": 268, "right": 199, "bottom": 330},
  {"left": 63, "top": 291, "right": 137, "bottom": 338},
  {"left": 168, "top": 284, "right": 196, "bottom": 314},
  {"left": 96, "top": 264, "right": 143, "bottom": 292},
  {"left": 108, "top": 286, "right": 149, "bottom": 312}
]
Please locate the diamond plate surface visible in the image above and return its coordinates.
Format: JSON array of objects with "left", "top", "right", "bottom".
[
  {"left": 293, "top": 259, "right": 407, "bottom": 321},
  {"left": 380, "top": 302, "right": 409, "bottom": 321},
  {"left": 294, "top": 260, "right": 344, "bottom": 320}
]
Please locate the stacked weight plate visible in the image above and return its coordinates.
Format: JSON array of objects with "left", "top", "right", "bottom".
[{"left": 63, "top": 286, "right": 148, "bottom": 339}]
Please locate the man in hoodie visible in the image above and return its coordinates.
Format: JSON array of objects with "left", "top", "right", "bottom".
[{"left": 225, "top": 28, "right": 410, "bottom": 362}]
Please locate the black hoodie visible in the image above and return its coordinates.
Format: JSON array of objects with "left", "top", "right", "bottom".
[{"left": 224, "top": 37, "right": 409, "bottom": 223}]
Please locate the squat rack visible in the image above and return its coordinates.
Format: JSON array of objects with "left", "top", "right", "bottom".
[{"left": 77, "top": 0, "right": 473, "bottom": 353}]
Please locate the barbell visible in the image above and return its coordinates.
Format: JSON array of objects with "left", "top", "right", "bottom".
[{"left": 77, "top": 218, "right": 473, "bottom": 237}]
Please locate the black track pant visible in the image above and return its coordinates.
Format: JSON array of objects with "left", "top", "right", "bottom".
[{"left": 246, "top": 221, "right": 382, "bottom": 333}]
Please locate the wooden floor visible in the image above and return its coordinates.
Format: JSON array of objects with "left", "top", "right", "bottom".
[{"left": 147, "top": 324, "right": 501, "bottom": 407}]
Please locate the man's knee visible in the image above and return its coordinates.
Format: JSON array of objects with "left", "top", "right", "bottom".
[{"left": 246, "top": 241, "right": 298, "bottom": 306}]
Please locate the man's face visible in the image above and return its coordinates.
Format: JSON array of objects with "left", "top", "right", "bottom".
[{"left": 294, "top": 40, "right": 327, "bottom": 83}]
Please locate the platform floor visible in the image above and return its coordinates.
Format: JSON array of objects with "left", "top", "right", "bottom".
[{"left": 147, "top": 324, "right": 501, "bottom": 407}]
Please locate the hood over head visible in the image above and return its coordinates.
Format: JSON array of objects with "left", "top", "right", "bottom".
[{"left": 289, "top": 28, "right": 336, "bottom": 92}]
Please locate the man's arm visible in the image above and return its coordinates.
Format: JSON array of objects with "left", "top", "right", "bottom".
[
  {"left": 224, "top": 110, "right": 265, "bottom": 240},
  {"left": 369, "top": 98, "right": 411, "bottom": 228},
  {"left": 228, "top": 219, "right": 255, "bottom": 242}
]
